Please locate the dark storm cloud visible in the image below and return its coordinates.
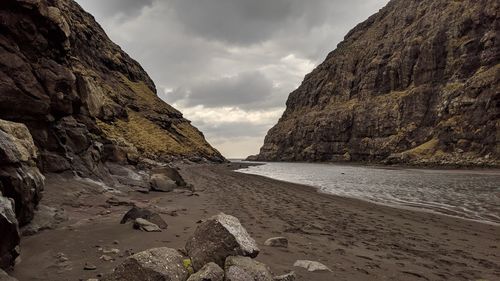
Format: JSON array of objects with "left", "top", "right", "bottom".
[
  {"left": 168, "top": 71, "right": 282, "bottom": 109},
  {"left": 77, "top": 0, "right": 154, "bottom": 19}
]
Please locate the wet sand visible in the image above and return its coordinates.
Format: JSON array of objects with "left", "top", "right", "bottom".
[{"left": 11, "top": 164, "right": 500, "bottom": 281}]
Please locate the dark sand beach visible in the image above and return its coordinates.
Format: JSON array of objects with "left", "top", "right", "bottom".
[{"left": 11, "top": 164, "right": 500, "bottom": 281}]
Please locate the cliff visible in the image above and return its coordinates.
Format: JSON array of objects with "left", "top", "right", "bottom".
[
  {"left": 254, "top": 0, "right": 499, "bottom": 166},
  {"left": 0, "top": 0, "right": 224, "bottom": 179}
]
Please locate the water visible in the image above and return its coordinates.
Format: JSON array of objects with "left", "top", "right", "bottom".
[{"left": 235, "top": 161, "right": 500, "bottom": 225}]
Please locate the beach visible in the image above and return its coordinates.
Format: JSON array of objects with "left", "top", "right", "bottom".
[{"left": 11, "top": 164, "right": 500, "bottom": 281}]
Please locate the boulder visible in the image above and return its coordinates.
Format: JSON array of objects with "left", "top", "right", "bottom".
[
  {"left": 0, "top": 120, "right": 45, "bottom": 226},
  {"left": 187, "top": 262, "right": 224, "bottom": 281},
  {"left": 224, "top": 256, "right": 273, "bottom": 281},
  {"left": 0, "top": 269, "right": 18, "bottom": 281},
  {"left": 185, "top": 213, "right": 260, "bottom": 270},
  {"left": 152, "top": 167, "right": 187, "bottom": 187},
  {"left": 0, "top": 195, "right": 20, "bottom": 270},
  {"left": 101, "top": 247, "right": 189, "bottom": 281},
  {"left": 273, "top": 272, "right": 296, "bottom": 281},
  {"left": 150, "top": 174, "right": 177, "bottom": 192},
  {"left": 264, "top": 237, "right": 288, "bottom": 248},
  {"left": 293, "top": 260, "right": 331, "bottom": 272},
  {"left": 120, "top": 207, "right": 168, "bottom": 229},
  {"left": 133, "top": 218, "right": 161, "bottom": 232}
]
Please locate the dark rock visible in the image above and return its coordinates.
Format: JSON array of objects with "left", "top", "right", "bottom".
[
  {"left": 185, "top": 213, "right": 260, "bottom": 271},
  {"left": 253, "top": 0, "right": 499, "bottom": 167},
  {"left": 152, "top": 166, "right": 188, "bottom": 187},
  {"left": 264, "top": 237, "right": 288, "bottom": 248},
  {"left": 187, "top": 262, "right": 224, "bottom": 281},
  {"left": 101, "top": 247, "right": 189, "bottom": 281},
  {"left": 224, "top": 256, "right": 273, "bottom": 281},
  {"left": 0, "top": 269, "right": 18, "bottom": 281},
  {"left": 120, "top": 207, "right": 168, "bottom": 229},
  {"left": 0, "top": 195, "right": 20, "bottom": 271},
  {"left": 21, "top": 205, "right": 68, "bottom": 236}
]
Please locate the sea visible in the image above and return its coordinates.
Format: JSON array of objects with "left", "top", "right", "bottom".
[{"left": 233, "top": 161, "right": 500, "bottom": 225}]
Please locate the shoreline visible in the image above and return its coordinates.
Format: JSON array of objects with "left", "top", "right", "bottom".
[{"left": 11, "top": 163, "right": 500, "bottom": 281}]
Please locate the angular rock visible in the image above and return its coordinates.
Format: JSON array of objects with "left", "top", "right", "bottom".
[
  {"left": 150, "top": 174, "right": 177, "bottom": 192},
  {"left": 0, "top": 269, "right": 18, "bottom": 281},
  {"left": 293, "top": 260, "right": 331, "bottom": 272},
  {"left": 187, "top": 262, "right": 224, "bottom": 281},
  {"left": 273, "top": 272, "right": 296, "bottom": 281},
  {"left": 0, "top": 120, "right": 44, "bottom": 226},
  {"left": 224, "top": 256, "right": 273, "bottom": 281},
  {"left": 264, "top": 237, "right": 288, "bottom": 248},
  {"left": 152, "top": 167, "right": 187, "bottom": 187},
  {"left": 120, "top": 207, "right": 168, "bottom": 229},
  {"left": 186, "top": 213, "right": 260, "bottom": 270},
  {"left": 101, "top": 247, "right": 189, "bottom": 281},
  {"left": 0, "top": 195, "right": 20, "bottom": 270},
  {"left": 133, "top": 218, "right": 161, "bottom": 232}
]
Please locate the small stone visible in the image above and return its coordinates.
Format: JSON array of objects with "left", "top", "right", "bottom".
[
  {"left": 293, "top": 260, "right": 331, "bottom": 272},
  {"left": 133, "top": 218, "right": 161, "bottom": 232},
  {"left": 113, "top": 240, "right": 119, "bottom": 245},
  {"left": 84, "top": 263, "right": 97, "bottom": 270},
  {"left": 264, "top": 237, "right": 288, "bottom": 248},
  {"left": 100, "top": 255, "right": 113, "bottom": 261},
  {"left": 274, "top": 271, "right": 296, "bottom": 281},
  {"left": 102, "top": 248, "right": 120, "bottom": 254}
]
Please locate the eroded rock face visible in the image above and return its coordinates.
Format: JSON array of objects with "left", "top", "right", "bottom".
[
  {"left": 254, "top": 0, "right": 499, "bottom": 167},
  {"left": 186, "top": 213, "right": 260, "bottom": 271},
  {"left": 0, "top": 120, "right": 44, "bottom": 226},
  {"left": 0, "top": 195, "right": 20, "bottom": 271},
  {"left": 0, "top": 0, "right": 224, "bottom": 179},
  {"left": 102, "top": 247, "right": 189, "bottom": 281}
]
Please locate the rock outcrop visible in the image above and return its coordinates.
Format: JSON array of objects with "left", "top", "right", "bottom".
[
  {"left": 0, "top": 0, "right": 224, "bottom": 180},
  {"left": 0, "top": 194, "right": 20, "bottom": 271},
  {"left": 254, "top": 0, "right": 499, "bottom": 166}
]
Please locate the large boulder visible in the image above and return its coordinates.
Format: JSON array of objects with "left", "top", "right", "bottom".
[
  {"left": 120, "top": 207, "right": 168, "bottom": 229},
  {"left": 185, "top": 213, "right": 260, "bottom": 271},
  {"left": 224, "top": 256, "right": 273, "bottom": 281},
  {"left": 0, "top": 195, "right": 20, "bottom": 271},
  {"left": 0, "top": 120, "right": 44, "bottom": 226},
  {"left": 150, "top": 174, "right": 177, "bottom": 192},
  {"left": 102, "top": 247, "right": 189, "bottom": 281},
  {"left": 152, "top": 167, "right": 187, "bottom": 187},
  {"left": 187, "top": 262, "right": 224, "bottom": 281}
]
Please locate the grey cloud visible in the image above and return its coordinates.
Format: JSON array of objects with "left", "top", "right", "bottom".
[
  {"left": 197, "top": 121, "right": 270, "bottom": 139},
  {"left": 76, "top": 0, "right": 154, "bottom": 19},
  {"left": 168, "top": 71, "right": 283, "bottom": 109}
]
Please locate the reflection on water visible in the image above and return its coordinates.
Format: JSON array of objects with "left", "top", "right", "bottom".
[{"left": 236, "top": 161, "right": 500, "bottom": 225}]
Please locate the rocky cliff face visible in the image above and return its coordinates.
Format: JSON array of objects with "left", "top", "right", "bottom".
[
  {"left": 0, "top": 0, "right": 224, "bottom": 179},
  {"left": 254, "top": 0, "right": 499, "bottom": 166}
]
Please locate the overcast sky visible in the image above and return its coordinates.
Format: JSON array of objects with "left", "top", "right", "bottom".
[{"left": 75, "top": 0, "right": 389, "bottom": 158}]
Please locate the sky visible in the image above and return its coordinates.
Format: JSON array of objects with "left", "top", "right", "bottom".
[{"left": 75, "top": 0, "right": 389, "bottom": 158}]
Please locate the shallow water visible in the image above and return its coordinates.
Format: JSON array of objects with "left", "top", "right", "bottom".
[{"left": 235, "top": 161, "right": 500, "bottom": 224}]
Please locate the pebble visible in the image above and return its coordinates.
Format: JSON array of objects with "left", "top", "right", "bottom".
[{"left": 84, "top": 263, "right": 97, "bottom": 270}]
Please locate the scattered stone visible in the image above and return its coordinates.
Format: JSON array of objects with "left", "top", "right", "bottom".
[
  {"left": 120, "top": 207, "right": 168, "bottom": 229},
  {"left": 84, "top": 263, "right": 97, "bottom": 271},
  {"left": 274, "top": 271, "right": 296, "bottom": 281},
  {"left": 293, "top": 260, "right": 331, "bottom": 272},
  {"left": 133, "top": 218, "right": 161, "bottom": 232},
  {"left": 187, "top": 262, "right": 224, "bottom": 281},
  {"left": 185, "top": 213, "right": 260, "bottom": 270},
  {"left": 106, "top": 196, "right": 134, "bottom": 207},
  {"left": 224, "top": 256, "right": 273, "bottom": 281},
  {"left": 86, "top": 279, "right": 98, "bottom": 281},
  {"left": 101, "top": 248, "right": 188, "bottom": 281},
  {"left": 113, "top": 240, "right": 119, "bottom": 245},
  {"left": 0, "top": 269, "right": 17, "bottom": 281},
  {"left": 100, "top": 255, "right": 113, "bottom": 262},
  {"left": 150, "top": 174, "right": 177, "bottom": 192},
  {"left": 0, "top": 195, "right": 20, "bottom": 270},
  {"left": 102, "top": 248, "right": 120, "bottom": 254},
  {"left": 264, "top": 237, "right": 288, "bottom": 248}
]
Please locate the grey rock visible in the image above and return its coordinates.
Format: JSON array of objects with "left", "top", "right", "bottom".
[
  {"left": 0, "top": 195, "right": 20, "bottom": 271},
  {"left": 224, "top": 256, "right": 273, "bottom": 281},
  {"left": 293, "top": 260, "right": 331, "bottom": 272},
  {"left": 101, "top": 247, "right": 189, "bottom": 281},
  {"left": 120, "top": 207, "right": 168, "bottom": 229},
  {"left": 187, "top": 262, "right": 224, "bottom": 281},
  {"left": 152, "top": 166, "right": 187, "bottom": 187},
  {"left": 264, "top": 237, "right": 288, "bottom": 248},
  {"left": 21, "top": 205, "right": 68, "bottom": 236},
  {"left": 150, "top": 174, "right": 177, "bottom": 192},
  {"left": 186, "top": 213, "right": 260, "bottom": 270},
  {"left": 133, "top": 218, "right": 161, "bottom": 232}
]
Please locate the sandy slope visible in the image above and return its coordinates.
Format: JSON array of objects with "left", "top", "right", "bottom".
[{"left": 11, "top": 164, "right": 500, "bottom": 281}]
